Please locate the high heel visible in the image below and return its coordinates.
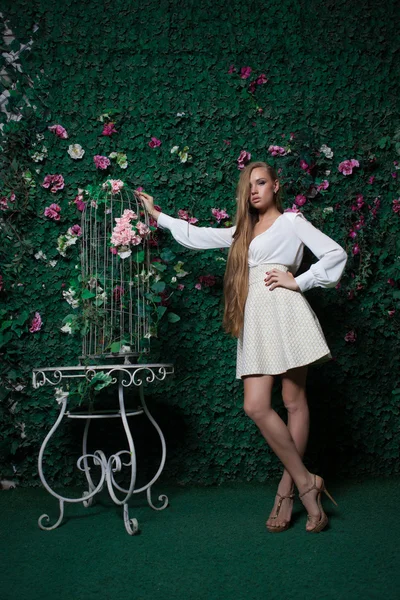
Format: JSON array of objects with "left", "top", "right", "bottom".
[
  {"left": 266, "top": 491, "right": 295, "bottom": 533},
  {"left": 299, "top": 474, "right": 338, "bottom": 533}
]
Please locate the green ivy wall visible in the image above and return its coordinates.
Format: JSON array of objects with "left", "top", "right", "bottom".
[{"left": 1, "top": 0, "right": 400, "bottom": 486}]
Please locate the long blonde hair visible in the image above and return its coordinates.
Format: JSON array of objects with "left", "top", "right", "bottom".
[{"left": 223, "top": 162, "right": 284, "bottom": 338}]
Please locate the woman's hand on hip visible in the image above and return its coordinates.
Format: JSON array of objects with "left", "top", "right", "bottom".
[{"left": 264, "top": 269, "right": 300, "bottom": 292}]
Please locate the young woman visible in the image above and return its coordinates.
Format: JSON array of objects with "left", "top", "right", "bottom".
[{"left": 134, "top": 161, "right": 347, "bottom": 534}]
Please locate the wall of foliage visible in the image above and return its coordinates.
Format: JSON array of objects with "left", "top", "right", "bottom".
[{"left": 1, "top": 0, "right": 399, "bottom": 486}]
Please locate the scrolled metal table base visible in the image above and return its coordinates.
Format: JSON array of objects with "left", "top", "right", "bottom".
[{"left": 32, "top": 363, "right": 174, "bottom": 535}]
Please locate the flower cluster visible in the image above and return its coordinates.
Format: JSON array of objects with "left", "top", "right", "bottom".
[
  {"left": 237, "top": 150, "right": 251, "bottom": 170},
  {"left": 48, "top": 124, "right": 68, "bottom": 139},
  {"left": 268, "top": 145, "right": 288, "bottom": 157},
  {"left": 110, "top": 209, "right": 150, "bottom": 259},
  {"left": 31, "top": 146, "right": 48, "bottom": 162},
  {"left": 94, "top": 155, "right": 111, "bottom": 170},
  {"left": 44, "top": 203, "right": 61, "bottom": 220},
  {"left": 42, "top": 174, "right": 65, "bottom": 193},
  {"left": 63, "top": 287, "right": 79, "bottom": 309}
]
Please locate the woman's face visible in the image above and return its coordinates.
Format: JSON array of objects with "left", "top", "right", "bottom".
[{"left": 248, "top": 167, "right": 279, "bottom": 213}]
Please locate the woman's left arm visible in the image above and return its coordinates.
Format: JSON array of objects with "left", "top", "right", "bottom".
[{"left": 291, "top": 212, "right": 348, "bottom": 293}]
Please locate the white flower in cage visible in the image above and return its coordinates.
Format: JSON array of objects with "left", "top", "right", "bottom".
[
  {"left": 144, "top": 332, "right": 152, "bottom": 339},
  {"left": 67, "top": 144, "right": 85, "bottom": 159},
  {"left": 121, "top": 345, "right": 131, "bottom": 353},
  {"left": 63, "top": 288, "right": 79, "bottom": 309},
  {"left": 61, "top": 323, "right": 72, "bottom": 334},
  {"left": 96, "top": 291, "right": 107, "bottom": 301},
  {"left": 118, "top": 248, "right": 132, "bottom": 259}
]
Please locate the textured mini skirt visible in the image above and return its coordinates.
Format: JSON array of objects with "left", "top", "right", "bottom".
[{"left": 236, "top": 263, "right": 332, "bottom": 379}]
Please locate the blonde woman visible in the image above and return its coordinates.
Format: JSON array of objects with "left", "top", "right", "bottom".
[{"left": 135, "top": 161, "right": 347, "bottom": 533}]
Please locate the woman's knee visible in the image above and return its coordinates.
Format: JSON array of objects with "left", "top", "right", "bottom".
[
  {"left": 282, "top": 390, "right": 308, "bottom": 414},
  {"left": 243, "top": 396, "right": 270, "bottom": 422}
]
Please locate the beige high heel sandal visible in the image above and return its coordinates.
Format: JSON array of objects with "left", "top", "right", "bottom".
[
  {"left": 266, "top": 491, "right": 295, "bottom": 533},
  {"left": 299, "top": 474, "right": 338, "bottom": 533}
]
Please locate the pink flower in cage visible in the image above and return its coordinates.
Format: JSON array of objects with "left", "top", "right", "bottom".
[{"left": 136, "top": 221, "right": 150, "bottom": 236}]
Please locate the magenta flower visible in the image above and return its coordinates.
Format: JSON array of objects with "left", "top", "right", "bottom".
[
  {"left": 344, "top": 330, "right": 356, "bottom": 343},
  {"left": 0, "top": 274, "right": 3, "bottom": 292},
  {"left": 42, "top": 174, "right": 65, "bottom": 193},
  {"left": 94, "top": 155, "right": 111, "bottom": 170},
  {"left": 44, "top": 203, "right": 61, "bottom": 221},
  {"left": 70, "top": 224, "right": 82, "bottom": 236},
  {"left": 352, "top": 244, "right": 360, "bottom": 256},
  {"left": 195, "top": 283, "right": 202, "bottom": 290},
  {"left": 177, "top": 209, "right": 198, "bottom": 224},
  {"left": 223, "top": 139, "right": 231, "bottom": 146},
  {"left": 240, "top": 66, "right": 252, "bottom": 79},
  {"left": 211, "top": 208, "right": 230, "bottom": 222},
  {"left": 268, "top": 145, "right": 287, "bottom": 157},
  {"left": 368, "top": 176, "right": 375, "bottom": 184},
  {"left": 198, "top": 275, "right": 217, "bottom": 287},
  {"left": 177, "top": 283, "right": 185, "bottom": 290},
  {"left": 388, "top": 278, "right": 395, "bottom": 286},
  {"left": 256, "top": 73, "right": 268, "bottom": 85},
  {"left": 29, "top": 312, "right": 42, "bottom": 333},
  {"left": 338, "top": 159, "right": 360, "bottom": 176},
  {"left": 0, "top": 197, "right": 8, "bottom": 210},
  {"left": 228, "top": 65, "right": 236, "bottom": 74},
  {"left": 48, "top": 124, "right": 68, "bottom": 139},
  {"left": 316, "top": 180, "right": 329, "bottom": 192},
  {"left": 102, "top": 122, "right": 117, "bottom": 136},
  {"left": 148, "top": 137, "right": 161, "bottom": 148},
  {"left": 74, "top": 194, "right": 87, "bottom": 212},
  {"left": 392, "top": 198, "right": 400, "bottom": 214},
  {"left": 237, "top": 150, "right": 251, "bottom": 170},
  {"left": 295, "top": 195, "right": 307, "bottom": 207},
  {"left": 349, "top": 230, "right": 357, "bottom": 239},
  {"left": 284, "top": 205, "right": 301, "bottom": 213},
  {"left": 248, "top": 80, "right": 257, "bottom": 94},
  {"left": 388, "top": 310, "right": 396, "bottom": 317}
]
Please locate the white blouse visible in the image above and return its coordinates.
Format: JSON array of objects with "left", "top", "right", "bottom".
[{"left": 157, "top": 211, "right": 348, "bottom": 293}]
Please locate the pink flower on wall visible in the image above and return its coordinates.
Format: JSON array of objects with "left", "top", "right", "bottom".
[
  {"left": 94, "top": 155, "right": 111, "bottom": 170},
  {"left": 352, "top": 244, "right": 360, "bottom": 255},
  {"left": 268, "top": 145, "right": 287, "bottom": 157},
  {"left": 256, "top": 73, "right": 268, "bottom": 85},
  {"left": 48, "top": 124, "right": 68, "bottom": 139},
  {"left": 178, "top": 209, "right": 198, "bottom": 224},
  {"left": 0, "top": 196, "right": 8, "bottom": 210},
  {"left": 198, "top": 275, "right": 217, "bottom": 287},
  {"left": 148, "top": 137, "right": 161, "bottom": 148},
  {"left": 316, "top": 180, "right": 329, "bottom": 192},
  {"left": 74, "top": 193, "right": 86, "bottom": 212},
  {"left": 338, "top": 159, "right": 360, "bottom": 176},
  {"left": 294, "top": 195, "right": 307, "bottom": 207},
  {"left": 195, "top": 283, "right": 202, "bottom": 290},
  {"left": 392, "top": 198, "right": 400, "bottom": 214},
  {"left": 70, "top": 224, "right": 82, "bottom": 236},
  {"left": 344, "top": 330, "right": 356, "bottom": 343},
  {"left": 29, "top": 312, "right": 42, "bottom": 333},
  {"left": 44, "top": 203, "right": 61, "bottom": 221},
  {"left": 102, "top": 122, "right": 117, "bottom": 136},
  {"left": 228, "top": 65, "right": 236, "bottom": 73},
  {"left": 237, "top": 150, "right": 251, "bottom": 170},
  {"left": 0, "top": 274, "right": 3, "bottom": 291},
  {"left": 240, "top": 67, "right": 252, "bottom": 79},
  {"left": 284, "top": 205, "right": 301, "bottom": 213},
  {"left": 42, "top": 174, "right": 65, "bottom": 193},
  {"left": 211, "top": 208, "right": 229, "bottom": 222}
]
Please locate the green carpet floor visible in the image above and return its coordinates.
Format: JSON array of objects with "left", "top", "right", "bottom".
[{"left": 1, "top": 477, "right": 399, "bottom": 600}]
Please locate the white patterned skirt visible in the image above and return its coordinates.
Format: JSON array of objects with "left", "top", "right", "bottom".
[{"left": 236, "top": 263, "right": 332, "bottom": 379}]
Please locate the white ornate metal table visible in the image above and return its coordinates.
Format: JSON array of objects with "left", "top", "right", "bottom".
[{"left": 32, "top": 362, "right": 174, "bottom": 535}]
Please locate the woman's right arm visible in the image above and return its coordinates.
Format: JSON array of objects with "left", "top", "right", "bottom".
[{"left": 136, "top": 191, "right": 235, "bottom": 250}]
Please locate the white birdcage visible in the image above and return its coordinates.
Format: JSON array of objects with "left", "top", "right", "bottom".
[{"left": 80, "top": 182, "right": 151, "bottom": 360}]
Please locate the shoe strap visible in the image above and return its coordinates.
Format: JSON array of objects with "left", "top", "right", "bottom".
[
  {"left": 271, "top": 491, "right": 295, "bottom": 520},
  {"left": 299, "top": 474, "right": 318, "bottom": 499}
]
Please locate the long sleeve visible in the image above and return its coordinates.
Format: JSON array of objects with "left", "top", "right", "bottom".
[
  {"left": 157, "top": 212, "right": 235, "bottom": 250},
  {"left": 290, "top": 212, "right": 348, "bottom": 293}
]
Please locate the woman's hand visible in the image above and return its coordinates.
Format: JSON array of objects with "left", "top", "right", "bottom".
[
  {"left": 134, "top": 190, "right": 160, "bottom": 221},
  {"left": 264, "top": 269, "right": 300, "bottom": 292}
]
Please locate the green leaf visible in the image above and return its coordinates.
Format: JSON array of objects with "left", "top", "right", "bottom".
[
  {"left": 157, "top": 306, "right": 167, "bottom": 318},
  {"left": 110, "top": 341, "right": 121, "bottom": 353},
  {"left": 151, "top": 281, "right": 166, "bottom": 293},
  {"left": 81, "top": 289, "right": 96, "bottom": 299},
  {"left": 167, "top": 312, "right": 180, "bottom": 323}
]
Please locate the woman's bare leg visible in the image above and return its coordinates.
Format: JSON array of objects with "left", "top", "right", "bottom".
[
  {"left": 266, "top": 366, "right": 309, "bottom": 529},
  {"left": 243, "top": 371, "right": 321, "bottom": 528}
]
